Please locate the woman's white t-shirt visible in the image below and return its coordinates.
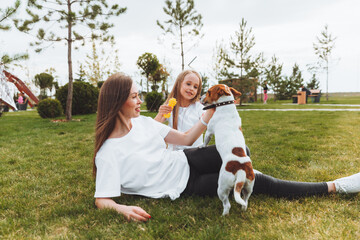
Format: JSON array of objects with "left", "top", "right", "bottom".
[
  {"left": 94, "top": 116, "right": 190, "bottom": 200},
  {"left": 168, "top": 101, "right": 205, "bottom": 150}
]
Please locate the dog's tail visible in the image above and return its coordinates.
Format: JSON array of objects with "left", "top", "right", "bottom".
[{"left": 233, "top": 170, "right": 246, "bottom": 206}]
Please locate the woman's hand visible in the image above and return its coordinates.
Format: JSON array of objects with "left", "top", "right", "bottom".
[
  {"left": 95, "top": 198, "right": 151, "bottom": 222},
  {"left": 118, "top": 205, "right": 151, "bottom": 222},
  {"left": 154, "top": 104, "right": 173, "bottom": 122}
]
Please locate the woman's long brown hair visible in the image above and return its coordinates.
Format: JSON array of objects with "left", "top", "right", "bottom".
[
  {"left": 92, "top": 73, "right": 133, "bottom": 177},
  {"left": 166, "top": 70, "right": 202, "bottom": 129}
]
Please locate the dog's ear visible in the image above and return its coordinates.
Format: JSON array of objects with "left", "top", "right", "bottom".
[
  {"left": 230, "top": 87, "right": 241, "bottom": 98},
  {"left": 217, "top": 86, "right": 231, "bottom": 96}
]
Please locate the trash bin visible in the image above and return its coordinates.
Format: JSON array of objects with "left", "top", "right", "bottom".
[
  {"left": 292, "top": 96, "right": 298, "bottom": 103},
  {"left": 297, "top": 91, "right": 306, "bottom": 104}
]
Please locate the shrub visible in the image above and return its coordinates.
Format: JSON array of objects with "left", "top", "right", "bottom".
[
  {"left": 55, "top": 81, "right": 99, "bottom": 115},
  {"left": 145, "top": 91, "right": 164, "bottom": 112},
  {"left": 37, "top": 99, "right": 63, "bottom": 118},
  {"left": 97, "top": 81, "right": 104, "bottom": 89}
]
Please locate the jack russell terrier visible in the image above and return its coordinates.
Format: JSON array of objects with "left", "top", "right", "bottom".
[{"left": 201, "top": 84, "right": 255, "bottom": 216}]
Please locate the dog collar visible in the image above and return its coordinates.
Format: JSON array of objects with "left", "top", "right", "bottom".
[{"left": 203, "top": 100, "right": 235, "bottom": 110}]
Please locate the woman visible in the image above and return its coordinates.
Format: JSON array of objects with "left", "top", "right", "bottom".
[
  {"left": 263, "top": 81, "right": 268, "bottom": 104},
  {"left": 94, "top": 73, "right": 360, "bottom": 222}
]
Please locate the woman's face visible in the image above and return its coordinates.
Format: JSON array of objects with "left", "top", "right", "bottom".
[
  {"left": 120, "top": 83, "right": 142, "bottom": 119},
  {"left": 180, "top": 73, "right": 200, "bottom": 105}
]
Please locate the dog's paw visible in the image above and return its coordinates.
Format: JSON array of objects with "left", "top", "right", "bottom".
[
  {"left": 241, "top": 204, "right": 248, "bottom": 211},
  {"left": 222, "top": 206, "right": 231, "bottom": 216}
]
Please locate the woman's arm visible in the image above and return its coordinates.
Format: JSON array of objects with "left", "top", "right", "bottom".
[
  {"left": 154, "top": 105, "right": 173, "bottom": 123},
  {"left": 95, "top": 198, "right": 151, "bottom": 222},
  {"left": 164, "top": 109, "right": 214, "bottom": 146}
]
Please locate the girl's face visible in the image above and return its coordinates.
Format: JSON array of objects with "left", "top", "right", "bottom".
[
  {"left": 180, "top": 73, "right": 200, "bottom": 105},
  {"left": 120, "top": 83, "right": 142, "bottom": 119}
]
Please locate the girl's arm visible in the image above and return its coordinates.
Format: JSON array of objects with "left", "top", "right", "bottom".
[
  {"left": 154, "top": 105, "right": 173, "bottom": 123},
  {"left": 165, "top": 109, "right": 214, "bottom": 146},
  {"left": 95, "top": 198, "right": 151, "bottom": 222}
]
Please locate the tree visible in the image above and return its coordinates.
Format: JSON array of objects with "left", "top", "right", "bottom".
[
  {"left": 313, "top": 24, "right": 336, "bottom": 101},
  {"left": 0, "top": 0, "right": 20, "bottom": 31},
  {"left": 286, "top": 63, "right": 304, "bottom": 98},
  {"left": 137, "top": 53, "right": 160, "bottom": 93},
  {"left": 75, "top": 64, "right": 87, "bottom": 82},
  {"left": 15, "top": 0, "right": 126, "bottom": 120},
  {"left": 34, "top": 72, "right": 54, "bottom": 100},
  {"left": 83, "top": 38, "right": 122, "bottom": 85},
  {"left": 152, "top": 64, "right": 170, "bottom": 92},
  {"left": 307, "top": 74, "right": 320, "bottom": 89},
  {"left": 0, "top": 0, "right": 28, "bottom": 66},
  {"left": 216, "top": 18, "right": 257, "bottom": 79},
  {"left": 265, "top": 55, "right": 283, "bottom": 101},
  {"left": 157, "top": 0, "right": 203, "bottom": 70},
  {"left": 200, "top": 73, "right": 209, "bottom": 96},
  {"left": 214, "top": 18, "right": 263, "bottom": 103}
]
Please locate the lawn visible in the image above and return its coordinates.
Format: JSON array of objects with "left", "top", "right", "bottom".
[
  {"left": 240, "top": 95, "right": 360, "bottom": 109},
  {"left": 1, "top": 107, "right": 359, "bottom": 239}
]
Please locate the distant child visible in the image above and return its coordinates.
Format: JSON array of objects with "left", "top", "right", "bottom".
[{"left": 155, "top": 70, "right": 204, "bottom": 150}]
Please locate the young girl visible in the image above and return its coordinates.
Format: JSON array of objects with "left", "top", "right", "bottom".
[
  {"left": 155, "top": 70, "right": 205, "bottom": 150},
  {"left": 94, "top": 73, "right": 360, "bottom": 222}
]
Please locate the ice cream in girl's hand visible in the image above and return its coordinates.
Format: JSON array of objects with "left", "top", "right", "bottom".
[{"left": 163, "top": 98, "right": 177, "bottom": 118}]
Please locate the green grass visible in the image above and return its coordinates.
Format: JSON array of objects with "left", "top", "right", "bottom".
[
  {"left": 241, "top": 95, "right": 360, "bottom": 109},
  {"left": 1, "top": 107, "right": 360, "bottom": 239}
]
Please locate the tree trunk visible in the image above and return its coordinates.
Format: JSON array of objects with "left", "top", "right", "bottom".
[
  {"left": 180, "top": 25, "right": 184, "bottom": 71},
  {"left": 326, "top": 62, "right": 329, "bottom": 101},
  {"left": 65, "top": 0, "right": 73, "bottom": 120},
  {"left": 146, "top": 73, "right": 149, "bottom": 93}
]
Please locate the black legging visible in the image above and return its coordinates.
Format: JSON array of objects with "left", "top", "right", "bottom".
[{"left": 181, "top": 145, "right": 328, "bottom": 198}]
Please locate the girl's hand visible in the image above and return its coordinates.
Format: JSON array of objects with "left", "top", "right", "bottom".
[
  {"left": 158, "top": 105, "right": 173, "bottom": 116},
  {"left": 202, "top": 108, "right": 215, "bottom": 124},
  {"left": 154, "top": 104, "right": 173, "bottom": 122}
]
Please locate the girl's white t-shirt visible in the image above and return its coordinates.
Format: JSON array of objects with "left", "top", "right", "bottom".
[
  {"left": 94, "top": 116, "right": 190, "bottom": 200},
  {"left": 168, "top": 101, "right": 205, "bottom": 150}
]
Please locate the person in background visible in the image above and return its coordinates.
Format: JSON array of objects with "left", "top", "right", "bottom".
[{"left": 263, "top": 81, "right": 268, "bottom": 104}]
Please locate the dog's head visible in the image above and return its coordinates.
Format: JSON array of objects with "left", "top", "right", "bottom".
[{"left": 201, "top": 84, "right": 241, "bottom": 106}]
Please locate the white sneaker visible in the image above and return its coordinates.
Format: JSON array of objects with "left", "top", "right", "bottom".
[{"left": 333, "top": 172, "right": 360, "bottom": 194}]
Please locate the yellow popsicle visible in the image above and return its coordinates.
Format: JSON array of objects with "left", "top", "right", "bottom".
[{"left": 163, "top": 98, "right": 177, "bottom": 118}]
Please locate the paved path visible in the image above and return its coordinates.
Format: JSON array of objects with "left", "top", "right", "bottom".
[
  {"left": 239, "top": 103, "right": 360, "bottom": 111},
  {"left": 238, "top": 108, "right": 360, "bottom": 111},
  {"left": 282, "top": 103, "right": 360, "bottom": 107},
  {"left": 141, "top": 104, "right": 360, "bottom": 112}
]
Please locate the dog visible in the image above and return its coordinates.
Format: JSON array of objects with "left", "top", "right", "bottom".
[{"left": 201, "top": 84, "right": 255, "bottom": 216}]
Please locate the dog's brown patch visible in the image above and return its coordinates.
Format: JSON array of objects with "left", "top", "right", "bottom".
[
  {"left": 225, "top": 161, "right": 255, "bottom": 181},
  {"left": 235, "top": 182, "right": 244, "bottom": 193},
  {"left": 232, "top": 147, "right": 246, "bottom": 157},
  {"left": 203, "top": 84, "right": 242, "bottom": 104}
]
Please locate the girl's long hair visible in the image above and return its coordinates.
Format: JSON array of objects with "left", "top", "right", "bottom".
[
  {"left": 166, "top": 70, "right": 202, "bottom": 130},
  {"left": 92, "top": 73, "right": 133, "bottom": 177}
]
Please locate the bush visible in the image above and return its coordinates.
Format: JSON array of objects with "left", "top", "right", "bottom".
[
  {"left": 97, "top": 81, "right": 104, "bottom": 89},
  {"left": 37, "top": 99, "right": 63, "bottom": 118},
  {"left": 55, "top": 81, "right": 99, "bottom": 115},
  {"left": 145, "top": 91, "right": 164, "bottom": 112}
]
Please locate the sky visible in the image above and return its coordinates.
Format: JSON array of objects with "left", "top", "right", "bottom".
[{"left": 2, "top": 0, "right": 360, "bottom": 95}]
